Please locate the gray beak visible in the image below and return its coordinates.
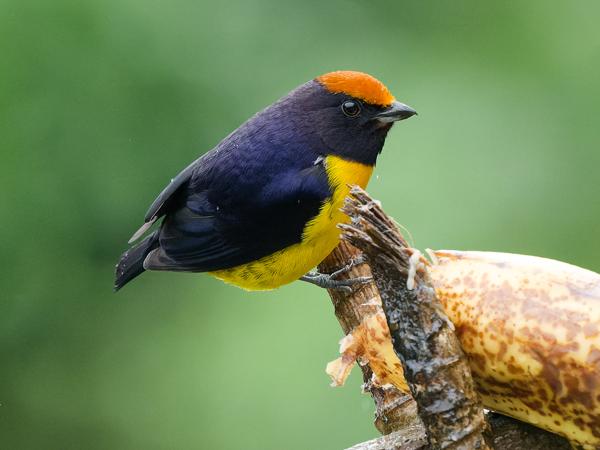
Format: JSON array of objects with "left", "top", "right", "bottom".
[{"left": 376, "top": 101, "right": 417, "bottom": 123}]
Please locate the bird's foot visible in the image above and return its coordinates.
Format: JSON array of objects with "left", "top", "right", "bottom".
[
  {"left": 330, "top": 254, "right": 368, "bottom": 278},
  {"left": 300, "top": 255, "right": 371, "bottom": 293}
]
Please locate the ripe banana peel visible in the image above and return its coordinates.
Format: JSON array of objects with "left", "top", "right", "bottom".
[{"left": 326, "top": 250, "right": 600, "bottom": 448}]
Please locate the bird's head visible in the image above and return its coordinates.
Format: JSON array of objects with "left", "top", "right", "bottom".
[{"left": 283, "top": 71, "right": 416, "bottom": 166}]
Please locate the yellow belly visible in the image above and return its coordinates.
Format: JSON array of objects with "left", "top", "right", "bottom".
[{"left": 210, "top": 156, "right": 374, "bottom": 290}]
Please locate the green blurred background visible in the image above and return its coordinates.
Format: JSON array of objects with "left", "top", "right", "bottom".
[{"left": 2, "top": 1, "right": 599, "bottom": 449}]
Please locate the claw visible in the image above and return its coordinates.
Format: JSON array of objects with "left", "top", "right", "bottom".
[
  {"left": 300, "top": 271, "right": 372, "bottom": 293},
  {"left": 330, "top": 254, "right": 368, "bottom": 280}
]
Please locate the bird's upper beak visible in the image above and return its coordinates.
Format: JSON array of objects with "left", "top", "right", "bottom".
[{"left": 376, "top": 101, "right": 417, "bottom": 123}]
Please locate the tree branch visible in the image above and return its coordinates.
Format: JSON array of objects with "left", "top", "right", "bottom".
[
  {"left": 319, "top": 187, "right": 572, "bottom": 450},
  {"left": 340, "top": 187, "right": 489, "bottom": 450},
  {"left": 319, "top": 241, "right": 421, "bottom": 435}
]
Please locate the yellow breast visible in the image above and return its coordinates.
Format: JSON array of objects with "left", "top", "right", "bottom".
[{"left": 210, "top": 155, "right": 374, "bottom": 290}]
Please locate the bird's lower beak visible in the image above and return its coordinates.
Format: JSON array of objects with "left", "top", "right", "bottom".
[{"left": 376, "top": 101, "right": 417, "bottom": 123}]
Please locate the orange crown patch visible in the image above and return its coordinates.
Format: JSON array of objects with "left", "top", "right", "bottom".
[{"left": 317, "top": 71, "right": 395, "bottom": 107}]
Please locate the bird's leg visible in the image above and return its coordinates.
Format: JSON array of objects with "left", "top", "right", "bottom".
[{"left": 300, "top": 255, "right": 372, "bottom": 293}]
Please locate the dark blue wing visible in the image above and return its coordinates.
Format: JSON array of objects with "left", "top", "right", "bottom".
[{"left": 143, "top": 162, "right": 331, "bottom": 272}]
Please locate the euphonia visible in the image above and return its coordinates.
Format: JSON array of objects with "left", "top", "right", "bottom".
[{"left": 115, "top": 71, "right": 416, "bottom": 291}]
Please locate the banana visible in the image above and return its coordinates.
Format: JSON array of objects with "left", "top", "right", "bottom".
[{"left": 326, "top": 250, "right": 600, "bottom": 448}]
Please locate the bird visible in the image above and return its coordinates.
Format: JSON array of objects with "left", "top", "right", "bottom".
[{"left": 115, "top": 71, "right": 416, "bottom": 292}]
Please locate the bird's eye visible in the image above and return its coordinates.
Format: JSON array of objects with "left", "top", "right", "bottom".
[{"left": 341, "top": 100, "right": 361, "bottom": 118}]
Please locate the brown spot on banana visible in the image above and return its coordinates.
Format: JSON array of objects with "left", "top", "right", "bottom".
[{"left": 327, "top": 250, "right": 600, "bottom": 449}]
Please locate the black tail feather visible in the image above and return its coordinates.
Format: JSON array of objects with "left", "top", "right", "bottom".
[{"left": 114, "top": 231, "right": 160, "bottom": 291}]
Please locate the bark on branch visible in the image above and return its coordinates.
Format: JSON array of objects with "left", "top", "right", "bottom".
[
  {"left": 319, "top": 241, "right": 422, "bottom": 435},
  {"left": 319, "top": 187, "right": 571, "bottom": 450},
  {"left": 340, "top": 188, "right": 489, "bottom": 449}
]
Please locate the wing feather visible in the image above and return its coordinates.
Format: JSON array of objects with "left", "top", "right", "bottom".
[
  {"left": 144, "top": 163, "right": 331, "bottom": 272},
  {"left": 128, "top": 156, "right": 202, "bottom": 243}
]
